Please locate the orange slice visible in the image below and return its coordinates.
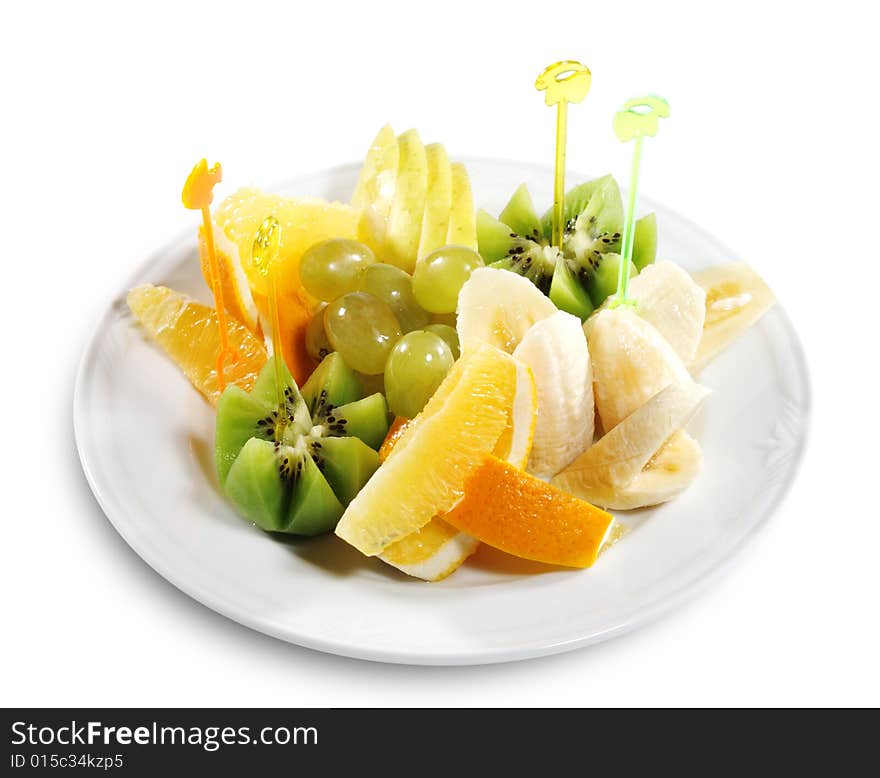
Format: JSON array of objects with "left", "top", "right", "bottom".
[
  {"left": 127, "top": 284, "right": 267, "bottom": 405},
  {"left": 213, "top": 188, "right": 359, "bottom": 383},
  {"left": 198, "top": 226, "right": 260, "bottom": 335},
  {"left": 378, "top": 416, "right": 411, "bottom": 462},
  {"left": 335, "top": 343, "right": 517, "bottom": 556},
  {"left": 442, "top": 455, "right": 615, "bottom": 569}
]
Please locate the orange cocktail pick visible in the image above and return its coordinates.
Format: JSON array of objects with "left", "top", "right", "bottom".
[{"left": 182, "top": 159, "right": 237, "bottom": 392}]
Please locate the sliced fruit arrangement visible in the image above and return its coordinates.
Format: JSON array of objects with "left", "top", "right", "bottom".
[
  {"left": 216, "top": 353, "right": 388, "bottom": 534},
  {"left": 477, "top": 175, "right": 657, "bottom": 316},
  {"left": 126, "top": 121, "right": 779, "bottom": 583},
  {"left": 353, "top": 125, "right": 478, "bottom": 272}
]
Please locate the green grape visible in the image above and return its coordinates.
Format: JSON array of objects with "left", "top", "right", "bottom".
[
  {"left": 305, "top": 303, "right": 333, "bottom": 361},
  {"left": 424, "top": 323, "right": 460, "bottom": 360},
  {"left": 384, "top": 330, "right": 454, "bottom": 419},
  {"left": 299, "top": 239, "right": 376, "bottom": 301},
  {"left": 358, "top": 262, "right": 430, "bottom": 332},
  {"left": 412, "top": 245, "right": 484, "bottom": 314},
  {"left": 324, "top": 292, "right": 402, "bottom": 375}
]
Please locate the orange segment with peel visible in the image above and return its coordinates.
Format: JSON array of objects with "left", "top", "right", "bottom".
[
  {"left": 442, "top": 455, "right": 615, "bottom": 569},
  {"left": 198, "top": 226, "right": 260, "bottom": 336},
  {"left": 127, "top": 284, "right": 267, "bottom": 405},
  {"left": 213, "top": 188, "right": 359, "bottom": 384},
  {"left": 335, "top": 343, "right": 517, "bottom": 557}
]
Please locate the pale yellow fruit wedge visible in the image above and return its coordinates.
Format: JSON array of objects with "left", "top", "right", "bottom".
[
  {"left": 457, "top": 267, "right": 557, "bottom": 355},
  {"left": 559, "top": 431, "right": 702, "bottom": 510},
  {"left": 379, "top": 519, "right": 480, "bottom": 581},
  {"left": 552, "top": 381, "right": 709, "bottom": 494},
  {"left": 198, "top": 225, "right": 260, "bottom": 336},
  {"left": 336, "top": 343, "right": 517, "bottom": 556},
  {"left": 385, "top": 129, "right": 428, "bottom": 272},
  {"left": 626, "top": 260, "right": 706, "bottom": 364},
  {"left": 417, "top": 143, "right": 453, "bottom": 259},
  {"left": 513, "top": 311, "right": 594, "bottom": 477},
  {"left": 493, "top": 359, "right": 538, "bottom": 470},
  {"left": 377, "top": 358, "right": 536, "bottom": 581},
  {"left": 354, "top": 124, "right": 400, "bottom": 258},
  {"left": 691, "top": 262, "right": 776, "bottom": 371},
  {"left": 446, "top": 162, "right": 477, "bottom": 249},
  {"left": 587, "top": 307, "right": 692, "bottom": 432}
]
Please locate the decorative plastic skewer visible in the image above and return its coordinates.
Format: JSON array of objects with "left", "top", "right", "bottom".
[
  {"left": 252, "top": 215, "right": 286, "bottom": 439},
  {"left": 182, "top": 159, "right": 237, "bottom": 391},
  {"left": 611, "top": 96, "right": 671, "bottom": 307},
  {"left": 535, "top": 61, "right": 592, "bottom": 249}
]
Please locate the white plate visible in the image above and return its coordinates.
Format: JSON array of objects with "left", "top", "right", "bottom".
[{"left": 74, "top": 159, "right": 809, "bottom": 665}]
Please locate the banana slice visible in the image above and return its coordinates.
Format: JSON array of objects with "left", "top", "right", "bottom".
[
  {"left": 386, "top": 129, "right": 428, "bottom": 272},
  {"left": 457, "top": 267, "right": 557, "bottom": 355},
  {"left": 626, "top": 261, "right": 706, "bottom": 364},
  {"left": 513, "top": 311, "right": 594, "bottom": 477},
  {"left": 587, "top": 307, "right": 692, "bottom": 432},
  {"left": 446, "top": 162, "right": 477, "bottom": 250},
  {"left": 691, "top": 262, "right": 776, "bottom": 371},
  {"left": 417, "top": 143, "right": 453, "bottom": 259},
  {"left": 552, "top": 381, "right": 709, "bottom": 495},
  {"left": 558, "top": 431, "right": 702, "bottom": 510}
]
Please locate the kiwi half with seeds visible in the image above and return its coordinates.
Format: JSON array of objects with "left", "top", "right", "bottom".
[
  {"left": 216, "top": 352, "right": 389, "bottom": 535},
  {"left": 477, "top": 174, "right": 656, "bottom": 314}
]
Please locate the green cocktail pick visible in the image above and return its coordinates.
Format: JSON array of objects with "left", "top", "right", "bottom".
[
  {"left": 535, "top": 61, "right": 592, "bottom": 250},
  {"left": 611, "top": 95, "right": 670, "bottom": 307}
]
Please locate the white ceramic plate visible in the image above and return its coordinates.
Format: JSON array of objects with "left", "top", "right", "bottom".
[{"left": 74, "top": 159, "right": 809, "bottom": 665}]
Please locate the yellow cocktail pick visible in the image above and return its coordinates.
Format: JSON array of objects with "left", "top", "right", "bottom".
[
  {"left": 182, "top": 159, "right": 237, "bottom": 392},
  {"left": 611, "top": 96, "right": 670, "bottom": 307},
  {"left": 252, "top": 216, "right": 286, "bottom": 437},
  {"left": 535, "top": 61, "right": 592, "bottom": 249}
]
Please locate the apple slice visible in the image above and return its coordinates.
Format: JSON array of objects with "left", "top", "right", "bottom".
[
  {"left": 417, "top": 143, "right": 453, "bottom": 260},
  {"left": 386, "top": 129, "right": 428, "bottom": 272},
  {"left": 446, "top": 162, "right": 477, "bottom": 250}
]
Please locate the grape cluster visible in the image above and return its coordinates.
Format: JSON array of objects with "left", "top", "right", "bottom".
[{"left": 299, "top": 239, "right": 480, "bottom": 418}]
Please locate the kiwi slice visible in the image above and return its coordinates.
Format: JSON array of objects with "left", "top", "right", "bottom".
[
  {"left": 584, "top": 252, "right": 638, "bottom": 308},
  {"left": 549, "top": 256, "right": 594, "bottom": 319},
  {"left": 215, "top": 353, "right": 388, "bottom": 535},
  {"left": 476, "top": 176, "right": 634, "bottom": 310},
  {"left": 632, "top": 213, "right": 657, "bottom": 271}
]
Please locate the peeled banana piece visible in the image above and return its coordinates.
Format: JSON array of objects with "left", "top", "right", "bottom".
[
  {"left": 512, "top": 310, "right": 594, "bottom": 477},
  {"left": 626, "top": 261, "right": 706, "bottom": 364},
  {"left": 691, "top": 262, "right": 776, "bottom": 371},
  {"left": 587, "top": 307, "right": 693, "bottom": 432},
  {"left": 557, "top": 431, "right": 702, "bottom": 510},
  {"left": 457, "top": 267, "right": 557, "bottom": 354},
  {"left": 552, "top": 381, "right": 708, "bottom": 497}
]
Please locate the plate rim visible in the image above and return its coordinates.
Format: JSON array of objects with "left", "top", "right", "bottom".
[{"left": 73, "top": 158, "right": 812, "bottom": 665}]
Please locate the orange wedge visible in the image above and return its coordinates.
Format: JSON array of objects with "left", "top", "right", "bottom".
[
  {"left": 378, "top": 416, "right": 411, "bottom": 462},
  {"left": 442, "top": 455, "right": 615, "bottom": 569},
  {"left": 213, "top": 188, "right": 360, "bottom": 384},
  {"left": 127, "top": 284, "right": 267, "bottom": 405},
  {"left": 197, "top": 226, "right": 260, "bottom": 336},
  {"left": 335, "top": 342, "right": 517, "bottom": 556}
]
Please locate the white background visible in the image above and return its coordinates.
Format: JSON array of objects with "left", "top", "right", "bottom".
[{"left": 2, "top": 0, "right": 878, "bottom": 706}]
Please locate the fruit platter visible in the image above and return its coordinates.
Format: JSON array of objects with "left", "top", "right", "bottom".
[{"left": 75, "top": 64, "right": 809, "bottom": 662}]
